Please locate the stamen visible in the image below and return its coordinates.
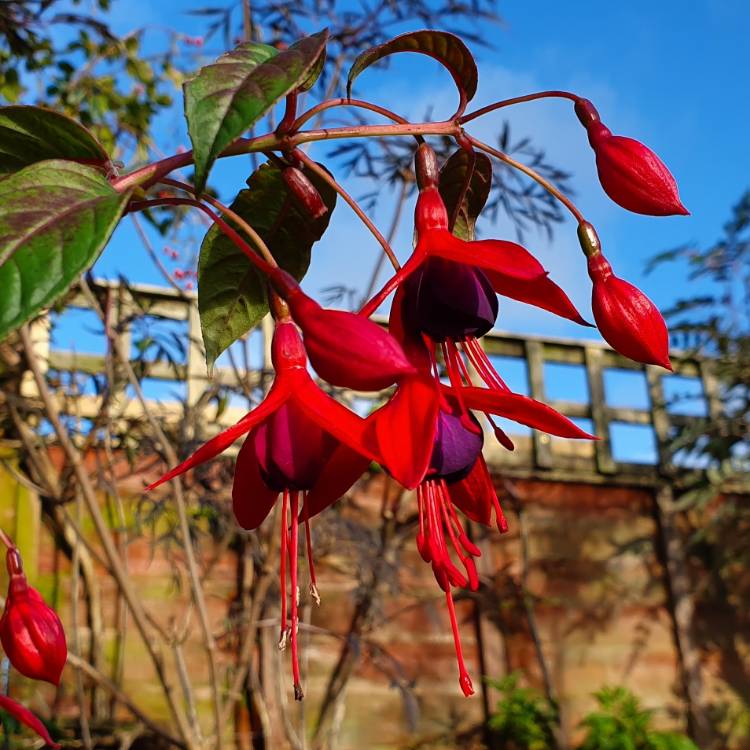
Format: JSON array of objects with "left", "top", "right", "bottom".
[
  {"left": 289, "top": 491, "right": 304, "bottom": 700},
  {"left": 278, "top": 490, "right": 289, "bottom": 650},
  {"left": 303, "top": 498, "right": 320, "bottom": 605},
  {"left": 485, "top": 413, "right": 515, "bottom": 451},
  {"left": 463, "top": 338, "right": 509, "bottom": 391},
  {"left": 444, "top": 589, "right": 474, "bottom": 697},
  {"left": 441, "top": 341, "right": 478, "bottom": 433},
  {"left": 437, "top": 484, "right": 475, "bottom": 590},
  {"left": 490, "top": 492, "right": 509, "bottom": 533},
  {"left": 416, "top": 485, "right": 430, "bottom": 562}
]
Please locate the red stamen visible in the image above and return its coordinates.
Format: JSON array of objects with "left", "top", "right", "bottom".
[
  {"left": 279, "top": 490, "right": 289, "bottom": 649},
  {"left": 463, "top": 338, "right": 509, "bottom": 391},
  {"left": 303, "top": 498, "right": 320, "bottom": 605},
  {"left": 416, "top": 485, "right": 430, "bottom": 562},
  {"left": 441, "top": 342, "right": 478, "bottom": 433},
  {"left": 490, "top": 492, "right": 509, "bottom": 533},
  {"left": 289, "top": 492, "right": 304, "bottom": 701},
  {"left": 444, "top": 589, "right": 474, "bottom": 697}
]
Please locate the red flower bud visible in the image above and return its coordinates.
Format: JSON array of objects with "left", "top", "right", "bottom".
[
  {"left": 575, "top": 98, "right": 688, "bottom": 216},
  {"left": 587, "top": 252, "right": 672, "bottom": 370},
  {"left": 282, "top": 167, "right": 328, "bottom": 220},
  {"left": 271, "top": 269, "right": 416, "bottom": 390},
  {"left": 0, "top": 549, "right": 67, "bottom": 685}
]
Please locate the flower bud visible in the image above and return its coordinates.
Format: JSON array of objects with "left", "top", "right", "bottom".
[
  {"left": 271, "top": 270, "right": 416, "bottom": 390},
  {"left": 587, "top": 251, "right": 672, "bottom": 370},
  {"left": 575, "top": 98, "right": 688, "bottom": 216},
  {"left": 0, "top": 549, "right": 67, "bottom": 685},
  {"left": 282, "top": 167, "right": 328, "bottom": 220}
]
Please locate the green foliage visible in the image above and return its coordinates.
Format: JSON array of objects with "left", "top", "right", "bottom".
[
  {"left": 486, "top": 673, "right": 559, "bottom": 750},
  {"left": 0, "top": 160, "right": 130, "bottom": 340},
  {"left": 578, "top": 687, "right": 699, "bottom": 750},
  {"left": 487, "top": 678, "right": 698, "bottom": 750},
  {"left": 197, "top": 160, "right": 336, "bottom": 367},
  {"left": 184, "top": 31, "right": 328, "bottom": 193},
  {"left": 347, "top": 29, "right": 478, "bottom": 110},
  {"left": 438, "top": 148, "right": 493, "bottom": 241},
  {"left": 0, "top": 105, "right": 109, "bottom": 175}
]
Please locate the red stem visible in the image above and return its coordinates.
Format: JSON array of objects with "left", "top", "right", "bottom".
[
  {"left": 127, "top": 198, "right": 275, "bottom": 276},
  {"left": 459, "top": 90, "right": 580, "bottom": 124}
]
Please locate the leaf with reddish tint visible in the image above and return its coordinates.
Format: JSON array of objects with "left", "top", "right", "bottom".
[
  {"left": 198, "top": 160, "right": 336, "bottom": 368},
  {"left": 0, "top": 160, "right": 130, "bottom": 342},
  {"left": 459, "top": 386, "right": 597, "bottom": 439},
  {"left": 438, "top": 148, "right": 492, "bottom": 240},
  {"left": 184, "top": 30, "right": 328, "bottom": 193},
  {"left": 0, "top": 694, "right": 60, "bottom": 748},
  {"left": 347, "top": 30, "right": 478, "bottom": 114},
  {"left": 0, "top": 106, "right": 109, "bottom": 176}
]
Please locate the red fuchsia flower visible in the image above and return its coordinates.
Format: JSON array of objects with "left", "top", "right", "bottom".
[
  {"left": 271, "top": 268, "right": 416, "bottom": 391},
  {"left": 579, "top": 222, "right": 672, "bottom": 370},
  {"left": 0, "top": 548, "right": 67, "bottom": 686},
  {"left": 575, "top": 98, "right": 688, "bottom": 217},
  {"left": 370, "top": 359, "right": 594, "bottom": 695},
  {"left": 146, "top": 320, "right": 434, "bottom": 699},
  {"left": 0, "top": 694, "right": 59, "bottom": 748}
]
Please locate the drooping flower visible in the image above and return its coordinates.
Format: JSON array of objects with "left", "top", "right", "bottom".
[
  {"left": 575, "top": 98, "right": 688, "bottom": 217},
  {"left": 270, "top": 268, "right": 416, "bottom": 391},
  {"left": 146, "top": 320, "right": 434, "bottom": 699},
  {"left": 0, "top": 548, "right": 67, "bottom": 686},
  {"left": 0, "top": 694, "right": 60, "bottom": 748},
  {"left": 579, "top": 221, "right": 672, "bottom": 370}
]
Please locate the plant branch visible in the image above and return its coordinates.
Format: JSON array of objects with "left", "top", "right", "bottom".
[{"left": 460, "top": 90, "right": 579, "bottom": 124}]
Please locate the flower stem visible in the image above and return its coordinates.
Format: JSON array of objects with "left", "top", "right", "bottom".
[
  {"left": 292, "top": 149, "right": 401, "bottom": 272},
  {"left": 291, "top": 97, "right": 410, "bottom": 130},
  {"left": 467, "top": 134, "right": 586, "bottom": 224},
  {"left": 158, "top": 178, "right": 278, "bottom": 268},
  {"left": 126, "top": 197, "right": 277, "bottom": 275},
  {"left": 459, "top": 90, "right": 580, "bottom": 124}
]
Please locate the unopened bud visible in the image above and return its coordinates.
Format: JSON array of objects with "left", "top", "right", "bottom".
[
  {"left": 415, "top": 143, "right": 440, "bottom": 189},
  {"left": 282, "top": 167, "right": 328, "bottom": 220}
]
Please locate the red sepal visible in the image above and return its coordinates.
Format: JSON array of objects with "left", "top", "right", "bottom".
[
  {"left": 372, "top": 373, "right": 439, "bottom": 489},
  {"left": 303, "top": 444, "right": 371, "bottom": 520},
  {"left": 0, "top": 694, "right": 60, "bottom": 749},
  {"left": 425, "top": 231, "right": 547, "bottom": 282},
  {"left": 145, "top": 384, "right": 289, "bottom": 491},
  {"left": 449, "top": 456, "right": 496, "bottom": 526},
  {"left": 488, "top": 270, "right": 591, "bottom": 326},
  {"left": 232, "top": 433, "right": 280, "bottom": 530},
  {"left": 458, "top": 386, "right": 597, "bottom": 439}
]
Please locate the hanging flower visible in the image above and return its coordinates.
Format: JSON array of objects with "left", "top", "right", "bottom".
[
  {"left": 146, "top": 320, "right": 435, "bottom": 699},
  {"left": 575, "top": 98, "right": 688, "bottom": 216},
  {"left": 0, "top": 548, "right": 67, "bottom": 686}
]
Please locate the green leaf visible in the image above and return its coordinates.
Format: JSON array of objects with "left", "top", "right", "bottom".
[
  {"left": 198, "top": 160, "right": 336, "bottom": 368},
  {"left": 438, "top": 148, "right": 492, "bottom": 240},
  {"left": 347, "top": 30, "right": 478, "bottom": 113},
  {"left": 0, "top": 160, "right": 130, "bottom": 340},
  {"left": 0, "top": 105, "right": 110, "bottom": 176},
  {"left": 184, "top": 30, "right": 329, "bottom": 194},
  {"left": 298, "top": 45, "right": 327, "bottom": 92}
]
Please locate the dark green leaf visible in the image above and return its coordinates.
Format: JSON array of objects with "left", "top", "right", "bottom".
[
  {"left": 438, "top": 148, "right": 492, "bottom": 240},
  {"left": 184, "top": 30, "right": 329, "bottom": 194},
  {"left": 0, "top": 105, "right": 109, "bottom": 176},
  {"left": 198, "top": 160, "right": 336, "bottom": 368},
  {"left": 347, "top": 30, "right": 478, "bottom": 113},
  {"left": 0, "top": 160, "right": 130, "bottom": 340},
  {"left": 298, "top": 46, "right": 327, "bottom": 92}
]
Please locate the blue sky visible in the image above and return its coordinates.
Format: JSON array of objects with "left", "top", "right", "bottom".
[{"left": 48, "top": 0, "right": 748, "bottom": 460}]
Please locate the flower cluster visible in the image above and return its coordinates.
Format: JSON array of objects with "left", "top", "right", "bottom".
[
  {"left": 0, "top": 543, "right": 66, "bottom": 748},
  {"left": 148, "top": 99, "right": 684, "bottom": 699}
]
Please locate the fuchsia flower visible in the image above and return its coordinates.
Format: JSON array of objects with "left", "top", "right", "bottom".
[
  {"left": 0, "top": 548, "right": 67, "bottom": 686},
  {"left": 579, "top": 222, "right": 672, "bottom": 370},
  {"left": 575, "top": 98, "right": 688, "bottom": 217},
  {"left": 272, "top": 268, "right": 417, "bottom": 391},
  {"left": 147, "top": 320, "right": 432, "bottom": 698}
]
